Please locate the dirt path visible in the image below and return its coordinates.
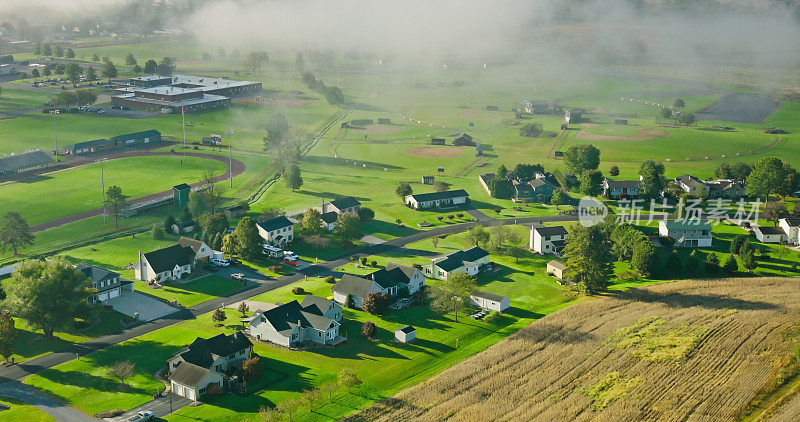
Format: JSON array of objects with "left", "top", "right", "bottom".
[
  {"left": 27, "top": 151, "right": 245, "bottom": 233},
  {"left": 575, "top": 123, "right": 668, "bottom": 142}
]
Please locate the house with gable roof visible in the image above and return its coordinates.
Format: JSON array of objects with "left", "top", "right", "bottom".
[
  {"left": 76, "top": 264, "right": 133, "bottom": 303},
  {"left": 177, "top": 236, "right": 215, "bottom": 261},
  {"left": 530, "top": 225, "right": 568, "bottom": 255},
  {"left": 332, "top": 263, "right": 425, "bottom": 308},
  {"left": 246, "top": 295, "right": 344, "bottom": 347},
  {"left": 256, "top": 216, "right": 294, "bottom": 247},
  {"left": 134, "top": 243, "right": 196, "bottom": 282},
  {"left": 424, "top": 247, "right": 489, "bottom": 280}
]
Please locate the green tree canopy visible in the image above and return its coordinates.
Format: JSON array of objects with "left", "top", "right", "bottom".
[
  {"left": 428, "top": 273, "right": 476, "bottom": 322},
  {"left": 104, "top": 185, "right": 129, "bottom": 228},
  {"left": 100, "top": 61, "right": 117, "bottom": 79},
  {"left": 334, "top": 213, "right": 363, "bottom": 243},
  {"left": 639, "top": 160, "right": 667, "bottom": 200},
  {"left": 564, "top": 144, "right": 601, "bottom": 176},
  {"left": 143, "top": 59, "right": 157, "bottom": 74},
  {"left": 563, "top": 224, "right": 615, "bottom": 293},
  {"left": 0, "top": 212, "right": 34, "bottom": 256},
  {"left": 396, "top": 183, "right": 412, "bottom": 198},
  {"left": 299, "top": 208, "right": 324, "bottom": 236},
  {"left": 580, "top": 169, "right": 604, "bottom": 196},
  {"left": 233, "top": 216, "right": 261, "bottom": 260},
  {"left": 284, "top": 164, "right": 303, "bottom": 191}
]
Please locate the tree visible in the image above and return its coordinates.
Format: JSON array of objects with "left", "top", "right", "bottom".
[
  {"left": 730, "top": 234, "right": 748, "bottom": 255},
  {"left": 100, "top": 61, "right": 117, "bottom": 79},
  {"left": 234, "top": 217, "right": 262, "bottom": 260},
  {"left": 609, "top": 165, "right": 620, "bottom": 177},
  {"left": 42, "top": 43, "right": 51, "bottom": 56},
  {"left": 43, "top": 67, "right": 51, "bottom": 76},
  {"left": 54, "top": 45, "right": 64, "bottom": 58},
  {"left": 362, "top": 292, "right": 389, "bottom": 315},
  {"left": 265, "top": 113, "right": 290, "bottom": 147},
  {"left": 432, "top": 180, "right": 451, "bottom": 192},
  {"left": 361, "top": 320, "right": 377, "bottom": 338},
  {"left": 763, "top": 201, "right": 789, "bottom": 226},
  {"left": 237, "top": 301, "right": 250, "bottom": 317},
  {"left": 132, "top": 64, "right": 142, "bottom": 74},
  {"left": 277, "top": 397, "right": 301, "bottom": 421},
  {"left": 334, "top": 213, "right": 363, "bottom": 243},
  {"left": 65, "top": 63, "right": 82, "bottom": 83},
  {"left": 396, "top": 183, "right": 412, "bottom": 199},
  {"left": 4, "top": 258, "right": 91, "bottom": 337},
  {"left": 320, "top": 381, "right": 337, "bottom": 400},
  {"left": 91, "top": 53, "right": 100, "bottom": 62},
  {"left": 580, "top": 169, "right": 604, "bottom": 196},
  {"left": 241, "top": 356, "right": 264, "bottom": 380},
  {"left": 638, "top": 160, "right": 666, "bottom": 200},
  {"left": 125, "top": 52, "right": 137, "bottom": 66},
  {"left": 666, "top": 251, "right": 683, "bottom": 277},
  {"left": 0, "top": 310, "right": 16, "bottom": 363},
  {"left": 110, "top": 360, "right": 135, "bottom": 385},
  {"left": 295, "top": 52, "right": 305, "bottom": 73},
  {"left": 431, "top": 236, "right": 440, "bottom": 248},
  {"left": 748, "top": 158, "right": 791, "bottom": 202},
  {"left": 723, "top": 255, "right": 738, "bottom": 275},
  {"left": 715, "top": 162, "right": 732, "bottom": 179},
  {"left": 564, "top": 144, "right": 601, "bottom": 176},
  {"left": 156, "top": 57, "right": 176, "bottom": 76},
  {"left": 357, "top": 207, "right": 375, "bottom": 222},
  {"left": 34, "top": 43, "right": 42, "bottom": 57},
  {"left": 222, "top": 234, "right": 237, "bottom": 256},
  {"left": 673, "top": 98, "right": 685, "bottom": 108},
  {"left": 338, "top": 368, "right": 362, "bottom": 393},
  {"left": 31, "top": 68, "right": 39, "bottom": 78},
  {"left": 284, "top": 165, "right": 303, "bottom": 191},
  {"left": 686, "top": 249, "right": 701, "bottom": 274},
  {"left": 258, "top": 406, "right": 282, "bottom": 422},
  {"left": 705, "top": 252, "right": 720, "bottom": 274},
  {"left": 299, "top": 208, "right": 324, "bottom": 236},
  {"left": 466, "top": 225, "right": 490, "bottom": 248},
  {"left": 200, "top": 169, "right": 223, "bottom": 212},
  {"left": 678, "top": 112, "right": 695, "bottom": 125},
  {"left": 660, "top": 107, "right": 673, "bottom": 119},
  {"left": 497, "top": 164, "right": 508, "bottom": 178},
  {"left": 631, "top": 237, "right": 656, "bottom": 277},
  {"left": 490, "top": 178, "right": 514, "bottom": 199},
  {"left": 84, "top": 67, "right": 97, "bottom": 81},
  {"left": 65, "top": 48, "right": 75, "bottom": 59},
  {"left": 301, "top": 388, "right": 321, "bottom": 412},
  {"left": 200, "top": 211, "right": 228, "bottom": 239},
  {"left": 245, "top": 51, "right": 268, "bottom": 75},
  {"left": 51, "top": 91, "right": 77, "bottom": 107},
  {"left": 0, "top": 212, "right": 34, "bottom": 256},
  {"left": 508, "top": 245, "right": 526, "bottom": 263},
  {"left": 212, "top": 308, "right": 227, "bottom": 325},
  {"left": 563, "top": 224, "right": 615, "bottom": 293},
  {"left": 731, "top": 162, "right": 753, "bottom": 181},
  {"left": 104, "top": 185, "right": 129, "bottom": 229},
  {"left": 429, "top": 273, "right": 476, "bottom": 322},
  {"left": 741, "top": 248, "right": 757, "bottom": 272},
  {"left": 143, "top": 59, "right": 157, "bottom": 74}
]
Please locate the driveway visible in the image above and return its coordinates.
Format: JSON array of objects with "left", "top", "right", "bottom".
[
  {"left": 0, "top": 381, "right": 95, "bottom": 422},
  {"left": 214, "top": 265, "right": 269, "bottom": 285},
  {"left": 105, "top": 393, "right": 193, "bottom": 422},
  {"left": 104, "top": 291, "right": 178, "bottom": 322}
]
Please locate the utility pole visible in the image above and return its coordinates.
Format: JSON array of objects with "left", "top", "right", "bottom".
[
  {"left": 50, "top": 110, "right": 59, "bottom": 160},
  {"left": 225, "top": 130, "right": 235, "bottom": 188},
  {"left": 96, "top": 158, "right": 108, "bottom": 224}
]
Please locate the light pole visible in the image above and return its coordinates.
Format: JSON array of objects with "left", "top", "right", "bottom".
[
  {"left": 95, "top": 158, "right": 108, "bottom": 224},
  {"left": 49, "top": 110, "right": 59, "bottom": 160},
  {"left": 224, "top": 130, "right": 235, "bottom": 188}
]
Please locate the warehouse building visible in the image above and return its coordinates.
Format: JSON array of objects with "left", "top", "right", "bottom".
[{"left": 112, "top": 75, "right": 261, "bottom": 113}]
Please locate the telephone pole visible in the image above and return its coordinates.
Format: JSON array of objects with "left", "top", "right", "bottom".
[{"left": 95, "top": 158, "right": 108, "bottom": 224}]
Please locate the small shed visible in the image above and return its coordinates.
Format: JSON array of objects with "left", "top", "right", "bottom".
[
  {"left": 431, "top": 138, "right": 446, "bottom": 145},
  {"left": 223, "top": 206, "right": 246, "bottom": 219},
  {"left": 486, "top": 105, "right": 498, "bottom": 111},
  {"left": 422, "top": 176, "right": 435, "bottom": 185},
  {"left": 469, "top": 291, "right": 510, "bottom": 312},
  {"left": 753, "top": 226, "right": 786, "bottom": 244},
  {"left": 395, "top": 325, "right": 416, "bottom": 343},
  {"left": 173, "top": 183, "right": 192, "bottom": 208},
  {"left": 547, "top": 260, "right": 567, "bottom": 283},
  {"left": 615, "top": 119, "right": 628, "bottom": 125}
]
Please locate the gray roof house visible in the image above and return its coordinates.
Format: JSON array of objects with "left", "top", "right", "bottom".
[
  {"left": 603, "top": 179, "right": 641, "bottom": 199},
  {"left": 425, "top": 247, "right": 490, "bottom": 280},
  {"left": 177, "top": 236, "right": 215, "bottom": 261},
  {"left": 76, "top": 264, "right": 133, "bottom": 303},
  {"left": 256, "top": 216, "right": 294, "bottom": 247},
  {"left": 134, "top": 243, "right": 197, "bottom": 283},
  {"left": 247, "top": 296, "right": 344, "bottom": 348},
  {"left": 167, "top": 332, "right": 252, "bottom": 401},
  {"left": 322, "top": 197, "right": 362, "bottom": 215},
  {"left": 405, "top": 189, "right": 470, "bottom": 210},
  {"left": 332, "top": 264, "right": 425, "bottom": 308}
]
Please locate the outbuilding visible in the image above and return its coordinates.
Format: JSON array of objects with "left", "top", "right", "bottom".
[
  {"left": 469, "top": 290, "right": 510, "bottom": 312},
  {"left": 395, "top": 326, "right": 416, "bottom": 343},
  {"left": 753, "top": 226, "right": 787, "bottom": 244},
  {"left": 546, "top": 260, "right": 567, "bottom": 283}
]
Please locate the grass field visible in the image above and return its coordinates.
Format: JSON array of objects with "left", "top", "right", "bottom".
[
  {"left": 347, "top": 277, "right": 800, "bottom": 421},
  {"left": 0, "top": 396, "right": 55, "bottom": 421}
]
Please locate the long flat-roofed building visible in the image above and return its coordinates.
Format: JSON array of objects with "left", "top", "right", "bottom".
[{"left": 112, "top": 74, "right": 261, "bottom": 113}]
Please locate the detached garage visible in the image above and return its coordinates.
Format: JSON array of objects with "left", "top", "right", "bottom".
[
  {"left": 469, "top": 291, "right": 510, "bottom": 312},
  {"left": 170, "top": 362, "right": 224, "bottom": 401},
  {"left": 753, "top": 226, "right": 787, "bottom": 244}
]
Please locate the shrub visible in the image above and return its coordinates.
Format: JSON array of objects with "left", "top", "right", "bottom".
[
  {"left": 360, "top": 257, "right": 368, "bottom": 265},
  {"left": 437, "top": 216, "right": 444, "bottom": 221},
  {"left": 241, "top": 356, "right": 264, "bottom": 380},
  {"left": 361, "top": 321, "right": 377, "bottom": 339},
  {"left": 448, "top": 215, "right": 454, "bottom": 220},
  {"left": 151, "top": 225, "right": 165, "bottom": 240},
  {"left": 323, "top": 276, "right": 336, "bottom": 284},
  {"left": 205, "top": 383, "right": 224, "bottom": 399},
  {"left": 292, "top": 287, "right": 306, "bottom": 295},
  {"left": 371, "top": 260, "right": 378, "bottom": 267},
  {"left": 723, "top": 255, "right": 738, "bottom": 275},
  {"left": 363, "top": 291, "right": 389, "bottom": 315}
]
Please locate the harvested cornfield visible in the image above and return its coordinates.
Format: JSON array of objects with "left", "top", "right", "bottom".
[{"left": 345, "top": 278, "right": 800, "bottom": 421}]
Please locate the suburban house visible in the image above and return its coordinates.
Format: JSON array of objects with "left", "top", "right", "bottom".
[
  {"left": 246, "top": 296, "right": 344, "bottom": 347},
  {"left": 675, "top": 175, "right": 745, "bottom": 199},
  {"left": 526, "top": 178, "right": 557, "bottom": 201},
  {"left": 321, "top": 197, "right": 362, "bottom": 215},
  {"left": 76, "top": 264, "right": 133, "bottom": 303},
  {"left": 395, "top": 326, "right": 416, "bottom": 343},
  {"left": 171, "top": 220, "right": 197, "bottom": 234},
  {"left": 658, "top": 220, "right": 713, "bottom": 248},
  {"left": 546, "top": 260, "right": 567, "bottom": 283},
  {"left": 424, "top": 247, "right": 490, "bottom": 280},
  {"left": 321, "top": 211, "right": 338, "bottom": 232},
  {"left": 603, "top": 179, "right": 641, "bottom": 199},
  {"left": 405, "top": 189, "right": 470, "bottom": 210},
  {"left": 177, "top": 236, "right": 215, "bottom": 261},
  {"left": 134, "top": 244, "right": 197, "bottom": 282},
  {"left": 167, "top": 332, "right": 252, "bottom": 401},
  {"left": 332, "top": 264, "right": 425, "bottom": 308},
  {"left": 530, "top": 225, "right": 568, "bottom": 255},
  {"left": 469, "top": 290, "right": 510, "bottom": 312},
  {"left": 778, "top": 218, "right": 800, "bottom": 245},
  {"left": 256, "top": 216, "right": 294, "bottom": 247},
  {"left": 753, "top": 226, "right": 787, "bottom": 244},
  {"left": 674, "top": 174, "right": 705, "bottom": 196},
  {"left": 223, "top": 206, "right": 245, "bottom": 218}
]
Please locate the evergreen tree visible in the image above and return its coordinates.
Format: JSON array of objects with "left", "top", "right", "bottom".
[
  {"left": 723, "top": 255, "right": 738, "bottom": 275},
  {"left": 705, "top": 252, "right": 720, "bottom": 274}
]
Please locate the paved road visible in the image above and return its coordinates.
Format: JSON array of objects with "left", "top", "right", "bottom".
[
  {"left": 107, "top": 393, "right": 193, "bottom": 422},
  {"left": 0, "top": 380, "right": 94, "bottom": 421}
]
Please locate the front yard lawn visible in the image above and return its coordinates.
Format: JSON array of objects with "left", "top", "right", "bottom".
[{"left": 135, "top": 275, "right": 246, "bottom": 308}]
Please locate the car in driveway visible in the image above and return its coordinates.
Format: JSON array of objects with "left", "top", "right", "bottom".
[
  {"left": 230, "top": 273, "right": 246, "bottom": 281},
  {"left": 283, "top": 252, "right": 299, "bottom": 266},
  {"left": 128, "top": 410, "right": 155, "bottom": 422},
  {"left": 211, "top": 258, "right": 230, "bottom": 267}
]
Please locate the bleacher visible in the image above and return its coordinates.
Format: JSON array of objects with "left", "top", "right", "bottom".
[{"left": 0, "top": 150, "right": 53, "bottom": 175}]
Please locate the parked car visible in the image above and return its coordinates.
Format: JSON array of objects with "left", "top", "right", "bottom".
[
  {"left": 96, "top": 109, "right": 106, "bottom": 114},
  {"left": 283, "top": 252, "right": 299, "bottom": 266},
  {"left": 128, "top": 410, "right": 155, "bottom": 422},
  {"left": 230, "top": 273, "right": 245, "bottom": 280},
  {"left": 211, "top": 258, "right": 230, "bottom": 267},
  {"left": 228, "top": 258, "right": 241, "bottom": 266}
]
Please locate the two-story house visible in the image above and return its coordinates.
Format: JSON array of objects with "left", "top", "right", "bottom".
[
  {"left": 321, "top": 197, "right": 362, "bottom": 215},
  {"left": 405, "top": 190, "right": 470, "bottom": 210},
  {"left": 530, "top": 225, "right": 568, "bottom": 255},
  {"left": 778, "top": 218, "right": 800, "bottom": 246},
  {"left": 424, "top": 247, "right": 490, "bottom": 280},
  {"left": 246, "top": 296, "right": 344, "bottom": 348},
  {"left": 675, "top": 174, "right": 705, "bottom": 196},
  {"left": 603, "top": 179, "right": 641, "bottom": 199},
  {"left": 332, "top": 264, "right": 425, "bottom": 308},
  {"left": 658, "top": 220, "right": 712, "bottom": 247},
  {"left": 256, "top": 216, "right": 294, "bottom": 247},
  {"left": 76, "top": 264, "right": 133, "bottom": 303},
  {"left": 134, "top": 243, "right": 196, "bottom": 283},
  {"left": 167, "top": 332, "right": 253, "bottom": 401}
]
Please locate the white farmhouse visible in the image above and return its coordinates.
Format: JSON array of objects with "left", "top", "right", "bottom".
[
  {"left": 530, "top": 225, "right": 568, "bottom": 255},
  {"left": 424, "top": 247, "right": 489, "bottom": 280},
  {"left": 779, "top": 218, "right": 800, "bottom": 245},
  {"left": 658, "top": 220, "right": 712, "bottom": 248}
]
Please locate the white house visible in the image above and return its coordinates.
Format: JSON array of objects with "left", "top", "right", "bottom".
[
  {"left": 134, "top": 244, "right": 196, "bottom": 283},
  {"left": 76, "top": 264, "right": 134, "bottom": 303},
  {"left": 530, "top": 226, "right": 568, "bottom": 255},
  {"left": 424, "top": 247, "right": 490, "bottom": 280},
  {"left": 332, "top": 264, "right": 425, "bottom": 308},
  {"left": 171, "top": 220, "right": 197, "bottom": 234},
  {"left": 395, "top": 326, "right": 416, "bottom": 343},
  {"left": 546, "top": 260, "right": 567, "bottom": 283},
  {"left": 177, "top": 237, "right": 215, "bottom": 261},
  {"left": 753, "top": 226, "right": 787, "bottom": 244},
  {"left": 469, "top": 290, "right": 510, "bottom": 312},
  {"left": 321, "top": 196, "right": 362, "bottom": 215},
  {"left": 603, "top": 179, "right": 641, "bottom": 199},
  {"left": 247, "top": 296, "right": 344, "bottom": 347},
  {"left": 256, "top": 216, "right": 294, "bottom": 247},
  {"left": 167, "top": 332, "right": 252, "bottom": 401},
  {"left": 321, "top": 212, "right": 338, "bottom": 232},
  {"left": 779, "top": 218, "right": 800, "bottom": 246},
  {"left": 405, "top": 190, "right": 470, "bottom": 210},
  {"left": 658, "top": 220, "right": 713, "bottom": 248}
]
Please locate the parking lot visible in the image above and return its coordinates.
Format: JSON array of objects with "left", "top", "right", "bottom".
[{"left": 80, "top": 105, "right": 153, "bottom": 119}]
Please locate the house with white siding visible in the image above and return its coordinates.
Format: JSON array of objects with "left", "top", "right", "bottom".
[
  {"left": 658, "top": 220, "right": 713, "bottom": 248},
  {"left": 177, "top": 237, "right": 215, "bottom": 261},
  {"left": 424, "top": 247, "right": 489, "bottom": 280},
  {"left": 603, "top": 179, "right": 641, "bottom": 199},
  {"left": 256, "top": 216, "right": 294, "bottom": 247},
  {"left": 753, "top": 226, "right": 787, "bottom": 244},
  {"left": 246, "top": 296, "right": 344, "bottom": 348},
  {"left": 167, "top": 332, "right": 252, "bottom": 401},
  {"left": 778, "top": 218, "right": 800, "bottom": 245},
  {"left": 332, "top": 264, "right": 425, "bottom": 308},
  {"left": 405, "top": 190, "right": 470, "bottom": 210},
  {"left": 469, "top": 290, "right": 510, "bottom": 312},
  {"left": 76, "top": 264, "right": 133, "bottom": 303},
  {"left": 134, "top": 244, "right": 196, "bottom": 283},
  {"left": 530, "top": 226, "right": 568, "bottom": 255}
]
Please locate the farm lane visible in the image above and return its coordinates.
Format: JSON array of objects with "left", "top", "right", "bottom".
[{"left": 25, "top": 151, "right": 246, "bottom": 232}]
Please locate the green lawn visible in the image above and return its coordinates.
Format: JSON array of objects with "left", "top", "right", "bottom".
[
  {"left": 135, "top": 274, "right": 245, "bottom": 308},
  {"left": 0, "top": 396, "right": 55, "bottom": 422},
  {"left": 0, "top": 87, "right": 53, "bottom": 113}
]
